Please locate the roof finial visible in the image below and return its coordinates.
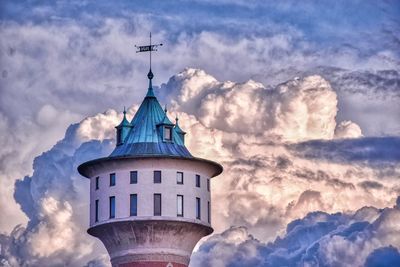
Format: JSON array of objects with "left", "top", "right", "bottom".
[
  {"left": 164, "top": 104, "right": 168, "bottom": 113},
  {"left": 123, "top": 106, "right": 126, "bottom": 115}
]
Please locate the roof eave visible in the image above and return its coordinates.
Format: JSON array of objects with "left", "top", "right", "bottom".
[{"left": 78, "top": 155, "right": 223, "bottom": 179}]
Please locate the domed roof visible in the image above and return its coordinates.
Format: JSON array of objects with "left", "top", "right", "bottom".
[{"left": 109, "top": 71, "right": 192, "bottom": 158}]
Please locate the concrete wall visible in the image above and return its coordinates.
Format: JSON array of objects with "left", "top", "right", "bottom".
[
  {"left": 89, "top": 158, "right": 212, "bottom": 227},
  {"left": 88, "top": 220, "right": 212, "bottom": 267}
]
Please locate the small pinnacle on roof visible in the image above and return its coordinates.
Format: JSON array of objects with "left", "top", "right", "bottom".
[{"left": 164, "top": 105, "right": 167, "bottom": 113}]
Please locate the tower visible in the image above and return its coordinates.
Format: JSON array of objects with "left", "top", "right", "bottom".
[{"left": 78, "top": 48, "right": 223, "bottom": 266}]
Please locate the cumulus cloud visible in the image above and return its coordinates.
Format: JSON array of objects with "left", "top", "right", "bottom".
[
  {"left": 0, "top": 122, "right": 114, "bottom": 266},
  {"left": 0, "top": 2, "right": 399, "bottom": 266},
  {"left": 1, "top": 69, "right": 399, "bottom": 266},
  {"left": 191, "top": 199, "right": 400, "bottom": 267},
  {"left": 334, "top": 120, "right": 363, "bottom": 139},
  {"left": 164, "top": 68, "right": 347, "bottom": 142},
  {"left": 1, "top": 4, "right": 399, "bottom": 232},
  {"left": 157, "top": 69, "right": 400, "bottom": 245}
]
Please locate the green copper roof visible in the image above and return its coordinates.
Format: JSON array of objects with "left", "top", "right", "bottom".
[
  {"left": 116, "top": 108, "right": 131, "bottom": 128},
  {"left": 174, "top": 117, "right": 186, "bottom": 135},
  {"left": 110, "top": 72, "right": 192, "bottom": 158}
]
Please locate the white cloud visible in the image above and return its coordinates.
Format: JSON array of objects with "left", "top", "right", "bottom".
[
  {"left": 0, "top": 11, "right": 398, "bottom": 265},
  {"left": 1, "top": 67, "right": 399, "bottom": 265},
  {"left": 167, "top": 69, "right": 340, "bottom": 142},
  {"left": 191, "top": 200, "right": 400, "bottom": 267},
  {"left": 334, "top": 120, "right": 363, "bottom": 139}
]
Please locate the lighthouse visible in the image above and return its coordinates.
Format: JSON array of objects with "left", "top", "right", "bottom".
[{"left": 77, "top": 35, "right": 223, "bottom": 267}]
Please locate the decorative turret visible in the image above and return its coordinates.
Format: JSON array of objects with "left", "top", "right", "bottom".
[
  {"left": 174, "top": 116, "right": 186, "bottom": 144},
  {"left": 78, "top": 33, "right": 222, "bottom": 267},
  {"left": 115, "top": 107, "right": 132, "bottom": 146},
  {"left": 156, "top": 106, "right": 175, "bottom": 143}
]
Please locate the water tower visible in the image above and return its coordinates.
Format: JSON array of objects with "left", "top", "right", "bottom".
[{"left": 78, "top": 35, "right": 223, "bottom": 267}]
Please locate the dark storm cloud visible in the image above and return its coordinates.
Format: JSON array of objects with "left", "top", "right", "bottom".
[
  {"left": 192, "top": 200, "right": 400, "bottom": 267},
  {"left": 290, "top": 137, "right": 400, "bottom": 166},
  {"left": 365, "top": 246, "right": 400, "bottom": 267}
]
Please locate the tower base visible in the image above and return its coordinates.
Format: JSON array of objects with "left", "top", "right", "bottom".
[
  {"left": 113, "top": 253, "right": 188, "bottom": 267},
  {"left": 119, "top": 261, "right": 187, "bottom": 267},
  {"left": 88, "top": 219, "right": 212, "bottom": 267}
]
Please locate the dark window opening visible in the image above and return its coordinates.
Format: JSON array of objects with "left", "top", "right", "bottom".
[
  {"left": 130, "top": 194, "right": 137, "bottom": 216},
  {"left": 110, "top": 173, "right": 116, "bottom": 186},
  {"left": 208, "top": 201, "right": 211, "bottom": 223},
  {"left": 95, "top": 176, "right": 99, "bottom": 190},
  {"left": 196, "top": 174, "right": 200, "bottom": 188},
  {"left": 196, "top": 197, "right": 201, "bottom": 219},
  {"left": 177, "top": 172, "right": 184, "bottom": 184},
  {"left": 154, "top": 171, "right": 161, "bottom": 183},
  {"left": 130, "top": 171, "right": 138, "bottom": 184},
  {"left": 154, "top": 194, "right": 161, "bottom": 216},
  {"left": 109, "top": 196, "right": 115, "bottom": 219},
  {"left": 95, "top": 199, "right": 99, "bottom": 222}
]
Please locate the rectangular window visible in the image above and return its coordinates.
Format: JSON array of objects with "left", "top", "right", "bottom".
[
  {"left": 196, "top": 197, "right": 201, "bottom": 219},
  {"left": 154, "top": 194, "right": 161, "bottom": 216},
  {"left": 196, "top": 174, "right": 200, "bottom": 188},
  {"left": 154, "top": 171, "right": 161, "bottom": 184},
  {"left": 177, "top": 172, "right": 184, "bottom": 184},
  {"left": 130, "top": 171, "right": 138, "bottom": 184},
  {"left": 207, "top": 178, "right": 210, "bottom": 192},
  {"left": 130, "top": 194, "right": 137, "bottom": 216},
  {"left": 110, "top": 173, "right": 116, "bottom": 186},
  {"left": 95, "top": 176, "right": 99, "bottom": 190},
  {"left": 109, "top": 196, "right": 115, "bottom": 219},
  {"left": 95, "top": 199, "right": 99, "bottom": 222},
  {"left": 208, "top": 201, "right": 211, "bottom": 223},
  {"left": 164, "top": 127, "right": 172, "bottom": 141},
  {"left": 177, "top": 195, "right": 184, "bottom": 217}
]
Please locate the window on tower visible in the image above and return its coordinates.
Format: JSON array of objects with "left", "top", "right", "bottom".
[
  {"left": 177, "top": 172, "right": 184, "bottom": 184},
  {"left": 196, "top": 174, "right": 201, "bottom": 188},
  {"left": 95, "top": 199, "right": 99, "bottom": 222},
  {"left": 154, "top": 194, "right": 162, "bottom": 216},
  {"left": 207, "top": 178, "right": 210, "bottom": 191},
  {"left": 177, "top": 195, "right": 184, "bottom": 217},
  {"left": 196, "top": 197, "right": 201, "bottom": 219},
  {"left": 208, "top": 201, "right": 211, "bottom": 223},
  {"left": 164, "top": 126, "right": 172, "bottom": 141},
  {"left": 130, "top": 171, "right": 138, "bottom": 184},
  {"left": 95, "top": 176, "right": 99, "bottom": 190},
  {"left": 154, "top": 170, "right": 161, "bottom": 183},
  {"left": 110, "top": 173, "right": 116, "bottom": 186},
  {"left": 130, "top": 194, "right": 137, "bottom": 216},
  {"left": 109, "top": 196, "right": 115, "bottom": 219}
]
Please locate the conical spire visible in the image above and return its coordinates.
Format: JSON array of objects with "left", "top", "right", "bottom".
[
  {"left": 174, "top": 115, "right": 186, "bottom": 135},
  {"left": 115, "top": 107, "right": 133, "bottom": 146},
  {"left": 159, "top": 104, "right": 174, "bottom": 125},
  {"left": 117, "top": 106, "right": 131, "bottom": 128}
]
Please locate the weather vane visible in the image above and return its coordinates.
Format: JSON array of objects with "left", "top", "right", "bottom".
[{"left": 135, "top": 32, "right": 163, "bottom": 77}]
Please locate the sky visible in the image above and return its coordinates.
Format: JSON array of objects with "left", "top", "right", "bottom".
[{"left": 0, "top": 1, "right": 399, "bottom": 266}]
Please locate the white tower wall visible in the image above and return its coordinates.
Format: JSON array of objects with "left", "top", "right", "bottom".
[{"left": 89, "top": 158, "right": 213, "bottom": 226}]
